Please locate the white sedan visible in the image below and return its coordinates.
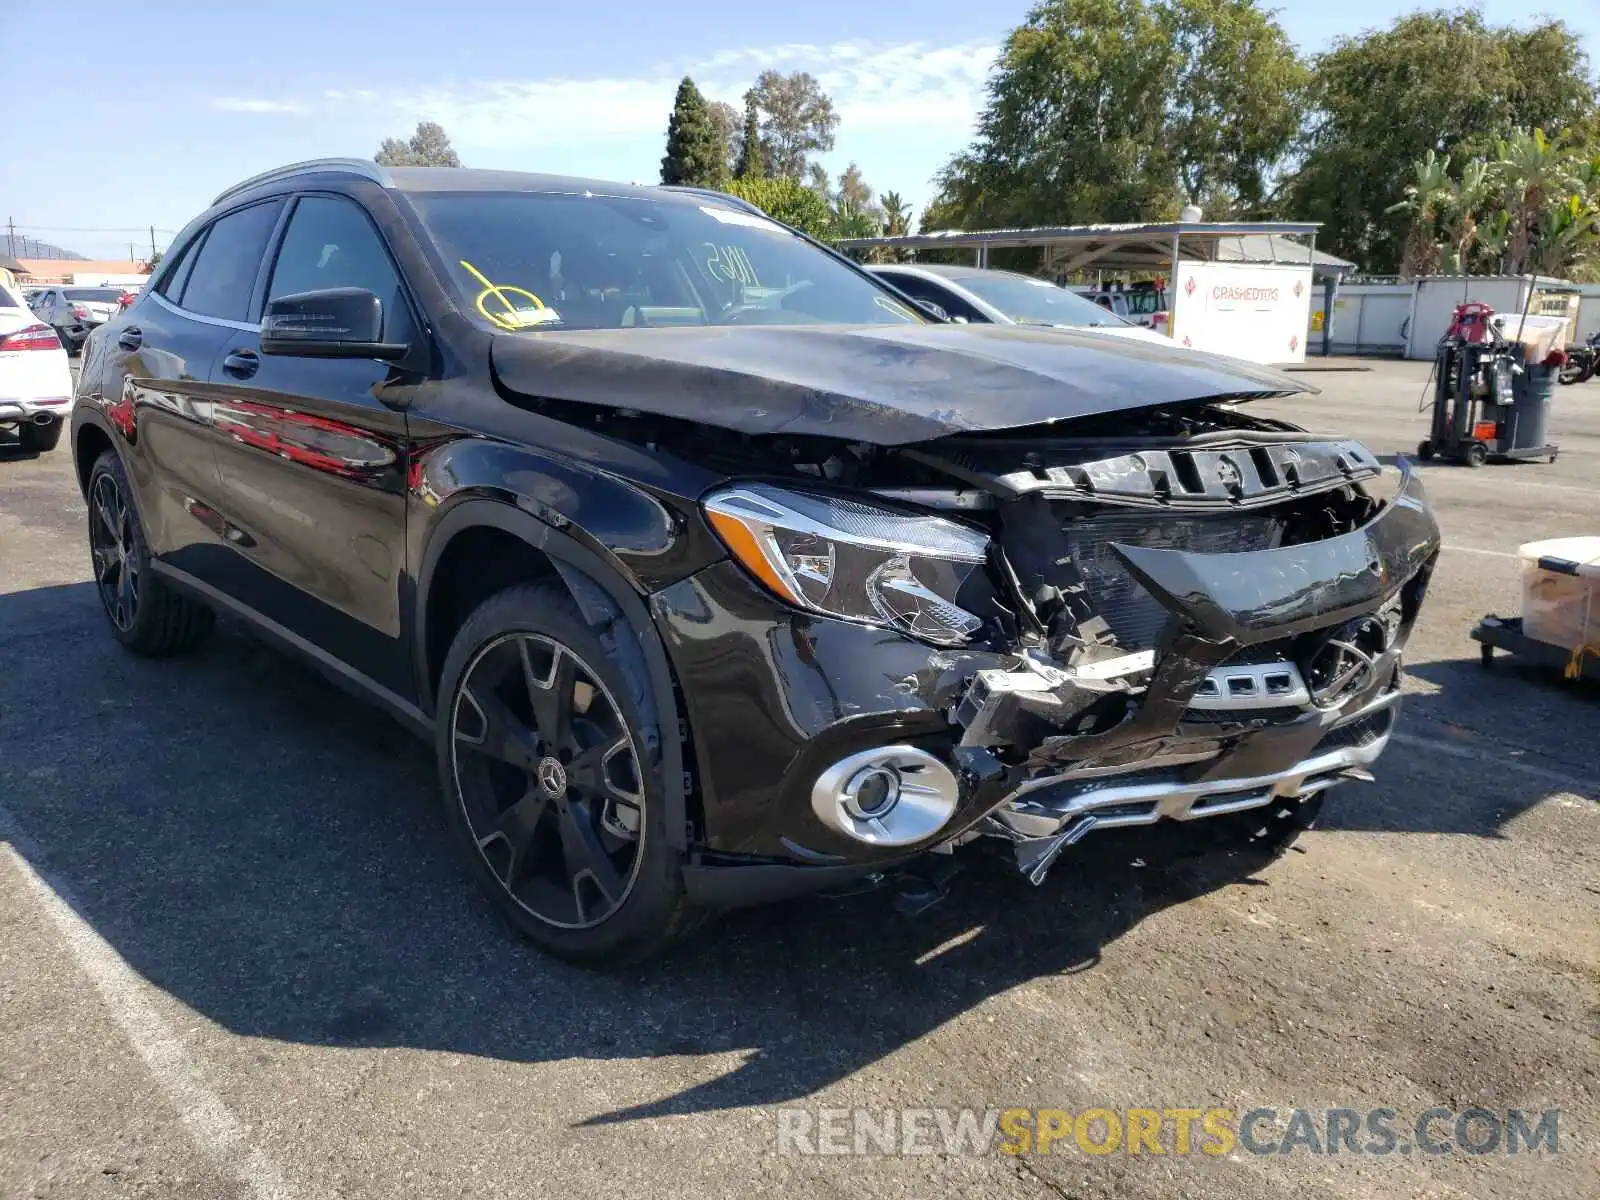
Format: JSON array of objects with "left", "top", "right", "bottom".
[{"left": 0, "top": 282, "right": 74, "bottom": 454}]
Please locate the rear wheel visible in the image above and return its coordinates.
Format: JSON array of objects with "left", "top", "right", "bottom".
[
  {"left": 18, "top": 418, "right": 62, "bottom": 453},
  {"left": 435, "top": 581, "right": 699, "bottom": 965},
  {"left": 1416, "top": 439, "right": 1434, "bottom": 461},
  {"left": 86, "top": 449, "right": 214, "bottom": 655},
  {"left": 1464, "top": 441, "right": 1488, "bottom": 468}
]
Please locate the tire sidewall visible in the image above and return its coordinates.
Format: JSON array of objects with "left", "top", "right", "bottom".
[
  {"left": 433, "top": 581, "right": 686, "bottom": 964},
  {"left": 87, "top": 449, "right": 160, "bottom": 648}
]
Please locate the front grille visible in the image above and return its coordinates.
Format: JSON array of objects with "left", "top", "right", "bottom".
[
  {"left": 1061, "top": 510, "right": 1283, "bottom": 649},
  {"left": 1317, "top": 705, "right": 1395, "bottom": 750}
]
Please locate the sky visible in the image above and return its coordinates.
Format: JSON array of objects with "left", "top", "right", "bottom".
[{"left": 2, "top": 1, "right": 1597, "bottom": 260}]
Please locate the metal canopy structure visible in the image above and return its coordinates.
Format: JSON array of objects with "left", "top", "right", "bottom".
[
  {"left": 836, "top": 220, "right": 1353, "bottom": 282},
  {"left": 837, "top": 220, "right": 1359, "bottom": 355}
]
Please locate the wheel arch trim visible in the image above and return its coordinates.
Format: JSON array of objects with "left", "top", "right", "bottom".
[{"left": 415, "top": 498, "right": 689, "bottom": 851}]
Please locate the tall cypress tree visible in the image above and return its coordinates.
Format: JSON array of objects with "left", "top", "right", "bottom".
[
  {"left": 734, "top": 96, "right": 765, "bottom": 180},
  {"left": 660, "top": 77, "right": 726, "bottom": 187}
]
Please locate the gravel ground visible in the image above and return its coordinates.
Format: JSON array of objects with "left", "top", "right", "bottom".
[{"left": 1, "top": 358, "right": 1595, "bottom": 1199}]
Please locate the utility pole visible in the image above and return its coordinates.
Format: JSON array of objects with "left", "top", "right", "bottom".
[
  {"left": 6, "top": 218, "right": 14, "bottom": 258},
  {"left": 129, "top": 240, "right": 136, "bottom": 262},
  {"left": 149, "top": 226, "right": 157, "bottom": 261}
]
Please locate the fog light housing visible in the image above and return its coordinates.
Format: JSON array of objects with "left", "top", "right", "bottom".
[{"left": 811, "top": 746, "right": 960, "bottom": 846}]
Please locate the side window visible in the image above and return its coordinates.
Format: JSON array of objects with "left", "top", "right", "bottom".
[
  {"left": 893, "top": 277, "right": 982, "bottom": 323},
  {"left": 267, "top": 196, "right": 414, "bottom": 342},
  {"left": 180, "top": 199, "right": 285, "bottom": 321},
  {"left": 882, "top": 274, "right": 947, "bottom": 310},
  {"left": 157, "top": 233, "right": 203, "bottom": 302}
]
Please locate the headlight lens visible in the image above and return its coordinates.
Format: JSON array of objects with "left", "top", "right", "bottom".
[{"left": 703, "top": 485, "right": 990, "bottom": 645}]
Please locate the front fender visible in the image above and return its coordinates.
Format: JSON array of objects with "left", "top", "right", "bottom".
[{"left": 412, "top": 495, "right": 691, "bottom": 851}]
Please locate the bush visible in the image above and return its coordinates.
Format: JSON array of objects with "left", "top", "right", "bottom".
[{"left": 723, "top": 177, "right": 833, "bottom": 242}]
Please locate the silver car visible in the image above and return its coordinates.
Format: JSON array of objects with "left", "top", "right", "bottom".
[
  {"left": 30, "top": 285, "right": 127, "bottom": 355},
  {"left": 869, "top": 264, "right": 1174, "bottom": 346}
]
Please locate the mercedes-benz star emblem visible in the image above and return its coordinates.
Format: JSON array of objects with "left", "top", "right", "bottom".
[
  {"left": 1305, "top": 615, "right": 1393, "bottom": 708},
  {"left": 536, "top": 756, "right": 568, "bottom": 798}
]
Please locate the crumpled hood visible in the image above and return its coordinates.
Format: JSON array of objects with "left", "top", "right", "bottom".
[{"left": 491, "top": 323, "right": 1311, "bottom": 446}]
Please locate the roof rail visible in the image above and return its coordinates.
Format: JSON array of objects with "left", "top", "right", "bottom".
[
  {"left": 211, "top": 158, "right": 393, "bottom": 207},
  {"left": 658, "top": 185, "right": 767, "bottom": 219}
]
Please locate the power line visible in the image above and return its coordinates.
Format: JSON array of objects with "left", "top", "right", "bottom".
[{"left": 6, "top": 224, "right": 183, "bottom": 234}]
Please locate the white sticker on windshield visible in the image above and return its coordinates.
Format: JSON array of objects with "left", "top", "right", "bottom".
[
  {"left": 499, "top": 306, "right": 562, "bottom": 328},
  {"left": 699, "top": 206, "right": 787, "bottom": 234}
]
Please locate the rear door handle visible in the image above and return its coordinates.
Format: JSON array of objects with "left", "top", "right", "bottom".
[
  {"left": 222, "top": 349, "right": 260, "bottom": 380},
  {"left": 117, "top": 327, "right": 142, "bottom": 351}
]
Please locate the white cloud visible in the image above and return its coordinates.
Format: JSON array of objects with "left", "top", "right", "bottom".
[
  {"left": 210, "top": 98, "right": 309, "bottom": 114},
  {"left": 235, "top": 40, "right": 995, "bottom": 149},
  {"left": 204, "top": 41, "right": 997, "bottom": 204}
]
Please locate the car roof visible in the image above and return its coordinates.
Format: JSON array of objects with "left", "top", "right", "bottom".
[
  {"left": 383, "top": 167, "right": 707, "bottom": 205},
  {"left": 217, "top": 160, "right": 737, "bottom": 211}
]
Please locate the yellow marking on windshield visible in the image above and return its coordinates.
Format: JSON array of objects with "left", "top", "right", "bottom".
[{"left": 459, "top": 258, "right": 553, "bottom": 331}]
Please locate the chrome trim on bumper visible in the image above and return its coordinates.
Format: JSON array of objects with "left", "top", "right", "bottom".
[{"left": 994, "top": 690, "right": 1399, "bottom": 839}]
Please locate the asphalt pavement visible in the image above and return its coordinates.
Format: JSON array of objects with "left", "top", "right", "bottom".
[{"left": 1, "top": 358, "right": 1595, "bottom": 1199}]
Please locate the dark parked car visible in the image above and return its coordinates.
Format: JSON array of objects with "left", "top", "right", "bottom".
[{"left": 72, "top": 159, "right": 1440, "bottom": 964}]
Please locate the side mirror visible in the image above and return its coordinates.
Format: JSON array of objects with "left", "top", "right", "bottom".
[
  {"left": 913, "top": 298, "right": 950, "bottom": 321},
  {"left": 260, "top": 288, "right": 408, "bottom": 360}
]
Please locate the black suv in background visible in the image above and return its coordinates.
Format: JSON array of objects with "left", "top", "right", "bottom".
[{"left": 73, "top": 159, "right": 1439, "bottom": 964}]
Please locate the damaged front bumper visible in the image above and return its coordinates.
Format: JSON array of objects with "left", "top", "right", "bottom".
[{"left": 660, "top": 463, "right": 1439, "bottom": 906}]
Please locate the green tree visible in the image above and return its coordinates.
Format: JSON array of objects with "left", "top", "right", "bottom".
[
  {"left": 834, "top": 163, "right": 876, "bottom": 214},
  {"left": 880, "top": 191, "right": 912, "bottom": 237},
  {"left": 1440, "top": 159, "right": 1491, "bottom": 273},
  {"left": 375, "top": 121, "right": 462, "bottom": 167},
  {"left": 660, "top": 77, "right": 727, "bottom": 188},
  {"left": 926, "top": 0, "right": 1302, "bottom": 235},
  {"left": 1165, "top": 0, "right": 1307, "bottom": 213},
  {"left": 1384, "top": 150, "right": 1453, "bottom": 277},
  {"left": 706, "top": 100, "right": 740, "bottom": 176},
  {"left": 1493, "top": 127, "right": 1579, "bottom": 275},
  {"left": 1286, "top": 11, "right": 1597, "bottom": 274},
  {"left": 724, "top": 177, "right": 834, "bottom": 242},
  {"left": 734, "top": 96, "right": 766, "bottom": 179},
  {"left": 747, "top": 70, "right": 839, "bottom": 180}
]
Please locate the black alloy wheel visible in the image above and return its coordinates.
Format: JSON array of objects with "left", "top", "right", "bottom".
[
  {"left": 85, "top": 449, "right": 214, "bottom": 656},
  {"left": 450, "top": 631, "right": 647, "bottom": 930},
  {"left": 90, "top": 466, "right": 141, "bottom": 632}
]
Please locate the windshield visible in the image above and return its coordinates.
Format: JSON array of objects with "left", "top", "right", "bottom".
[
  {"left": 406, "top": 191, "right": 921, "bottom": 332},
  {"left": 63, "top": 287, "right": 126, "bottom": 302},
  {"left": 960, "top": 274, "right": 1132, "bottom": 328}
]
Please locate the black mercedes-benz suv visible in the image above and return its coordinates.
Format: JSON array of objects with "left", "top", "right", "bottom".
[{"left": 72, "top": 159, "right": 1439, "bottom": 963}]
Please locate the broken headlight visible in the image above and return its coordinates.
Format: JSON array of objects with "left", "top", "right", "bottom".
[{"left": 703, "top": 484, "right": 990, "bottom": 645}]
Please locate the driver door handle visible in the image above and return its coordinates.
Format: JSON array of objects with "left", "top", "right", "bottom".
[{"left": 222, "top": 349, "right": 260, "bottom": 380}]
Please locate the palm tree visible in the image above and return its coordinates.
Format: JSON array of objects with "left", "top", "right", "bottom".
[
  {"left": 1440, "top": 159, "right": 1489, "bottom": 274},
  {"left": 880, "top": 191, "right": 912, "bottom": 237},
  {"left": 1532, "top": 192, "right": 1600, "bottom": 277},
  {"left": 1386, "top": 151, "right": 1452, "bottom": 278},
  {"left": 1492, "top": 128, "right": 1578, "bottom": 275}
]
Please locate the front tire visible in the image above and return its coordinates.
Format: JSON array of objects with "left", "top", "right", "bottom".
[
  {"left": 19, "top": 418, "right": 62, "bottom": 453},
  {"left": 435, "top": 581, "right": 698, "bottom": 965},
  {"left": 86, "top": 449, "right": 214, "bottom": 655}
]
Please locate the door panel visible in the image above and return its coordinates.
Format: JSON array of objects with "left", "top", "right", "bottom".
[
  {"left": 90, "top": 293, "right": 232, "bottom": 568},
  {"left": 204, "top": 194, "right": 418, "bottom": 697}
]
